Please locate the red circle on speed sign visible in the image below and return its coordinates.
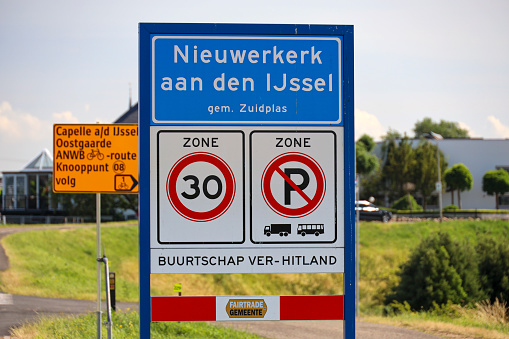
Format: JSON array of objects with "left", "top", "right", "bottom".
[
  {"left": 261, "top": 152, "right": 326, "bottom": 218},
  {"left": 166, "top": 152, "right": 236, "bottom": 222}
]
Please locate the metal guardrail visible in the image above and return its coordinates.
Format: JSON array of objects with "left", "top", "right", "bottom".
[
  {"left": 0, "top": 215, "right": 86, "bottom": 224},
  {"left": 394, "top": 211, "right": 509, "bottom": 220}
]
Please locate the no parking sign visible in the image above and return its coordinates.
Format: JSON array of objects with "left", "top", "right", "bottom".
[
  {"left": 250, "top": 131, "right": 338, "bottom": 244},
  {"left": 262, "top": 152, "right": 325, "bottom": 218},
  {"left": 139, "top": 23, "right": 355, "bottom": 338}
]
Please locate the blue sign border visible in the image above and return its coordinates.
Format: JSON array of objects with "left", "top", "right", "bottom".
[
  {"left": 139, "top": 23, "right": 355, "bottom": 338},
  {"left": 150, "top": 34, "right": 342, "bottom": 125}
]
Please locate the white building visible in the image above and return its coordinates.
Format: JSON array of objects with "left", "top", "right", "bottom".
[
  {"left": 437, "top": 138, "right": 509, "bottom": 210},
  {"left": 374, "top": 138, "right": 509, "bottom": 210}
]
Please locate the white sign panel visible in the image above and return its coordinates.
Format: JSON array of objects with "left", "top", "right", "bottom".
[
  {"left": 152, "top": 248, "right": 344, "bottom": 274},
  {"left": 150, "top": 126, "right": 344, "bottom": 274},
  {"left": 250, "top": 131, "right": 337, "bottom": 244},
  {"left": 157, "top": 130, "right": 245, "bottom": 244}
]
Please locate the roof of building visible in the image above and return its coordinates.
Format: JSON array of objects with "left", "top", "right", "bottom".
[
  {"left": 23, "top": 149, "right": 53, "bottom": 171},
  {"left": 115, "top": 103, "right": 138, "bottom": 124},
  {"left": 2, "top": 149, "right": 53, "bottom": 174}
]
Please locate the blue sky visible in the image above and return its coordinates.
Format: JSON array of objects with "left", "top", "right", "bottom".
[{"left": 1, "top": 0, "right": 508, "bottom": 171}]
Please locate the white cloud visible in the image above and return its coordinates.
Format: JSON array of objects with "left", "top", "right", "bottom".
[
  {"left": 0, "top": 101, "right": 55, "bottom": 171},
  {"left": 487, "top": 115, "right": 509, "bottom": 138},
  {"left": 0, "top": 101, "right": 50, "bottom": 141},
  {"left": 355, "top": 109, "right": 386, "bottom": 141},
  {"left": 53, "top": 110, "right": 79, "bottom": 123},
  {"left": 0, "top": 101, "right": 19, "bottom": 137},
  {"left": 0, "top": 102, "right": 81, "bottom": 171},
  {"left": 457, "top": 121, "right": 481, "bottom": 138}
]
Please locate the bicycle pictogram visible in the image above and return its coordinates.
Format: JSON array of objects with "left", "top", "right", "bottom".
[
  {"left": 87, "top": 148, "right": 104, "bottom": 160},
  {"left": 118, "top": 176, "right": 129, "bottom": 190}
]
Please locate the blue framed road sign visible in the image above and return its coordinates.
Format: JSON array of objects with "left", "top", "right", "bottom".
[
  {"left": 139, "top": 23, "right": 355, "bottom": 338},
  {"left": 151, "top": 35, "right": 342, "bottom": 125}
]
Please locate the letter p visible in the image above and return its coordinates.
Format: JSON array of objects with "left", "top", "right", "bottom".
[{"left": 284, "top": 168, "right": 309, "bottom": 205}]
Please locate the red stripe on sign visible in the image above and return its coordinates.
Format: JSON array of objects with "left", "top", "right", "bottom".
[
  {"left": 280, "top": 295, "right": 344, "bottom": 320},
  {"left": 151, "top": 296, "right": 216, "bottom": 321}
]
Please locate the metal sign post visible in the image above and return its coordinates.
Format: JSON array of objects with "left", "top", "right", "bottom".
[
  {"left": 139, "top": 23, "right": 355, "bottom": 338},
  {"left": 102, "top": 256, "right": 113, "bottom": 339},
  {"left": 96, "top": 193, "right": 102, "bottom": 339}
]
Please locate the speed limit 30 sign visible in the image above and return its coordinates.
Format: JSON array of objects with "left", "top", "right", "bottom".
[
  {"left": 157, "top": 130, "right": 245, "bottom": 244},
  {"left": 166, "top": 152, "right": 236, "bottom": 222}
]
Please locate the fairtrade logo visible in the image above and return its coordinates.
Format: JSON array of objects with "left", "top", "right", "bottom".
[{"left": 226, "top": 299, "right": 267, "bottom": 318}]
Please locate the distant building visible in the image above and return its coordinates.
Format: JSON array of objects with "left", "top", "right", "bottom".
[
  {"left": 374, "top": 138, "right": 509, "bottom": 210},
  {"left": 115, "top": 102, "right": 138, "bottom": 123},
  {"left": 437, "top": 138, "right": 509, "bottom": 209},
  {"left": 1, "top": 149, "right": 62, "bottom": 215}
]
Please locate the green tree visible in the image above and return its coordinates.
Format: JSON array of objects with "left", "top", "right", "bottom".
[
  {"left": 482, "top": 169, "right": 509, "bottom": 209},
  {"left": 356, "top": 134, "right": 379, "bottom": 176},
  {"left": 385, "top": 232, "right": 480, "bottom": 310},
  {"left": 357, "top": 134, "right": 376, "bottom": 152},
  {"left": 116, "top": 194, "right": 138, "bottom": 214},
  {"left": 444, "top": 164, "right": 473, "bottom": 209},
  {"left": 382, "top": 128, "right": 402, "bottom": 141},
  {"left": 56, "top": 193, "right": 133, "bottom": 220},
  {"left": 413, "top": 140, "right": 447, "bottom": 210},
  {"left": 382, "top": 135, "right": 416, "bottom": 199},
  {"left": 413, "top": 117, "right": 469, "bottom": 139}
]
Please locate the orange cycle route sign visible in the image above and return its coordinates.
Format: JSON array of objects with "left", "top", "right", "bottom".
[{"left": 53, "top": 124, "right": 138, "bottom": 193}]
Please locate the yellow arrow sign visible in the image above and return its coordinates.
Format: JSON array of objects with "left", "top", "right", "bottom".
[{"left": 53, "top": 124, "right": 138, "bottom": 193}]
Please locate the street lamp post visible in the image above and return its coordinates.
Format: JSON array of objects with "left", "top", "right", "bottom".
[{"left": 436, "top": 142, "right": 443, "bottom": 222}]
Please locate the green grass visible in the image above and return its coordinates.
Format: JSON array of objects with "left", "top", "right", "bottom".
[
  {"left": 3, "top": 219, "right": 509, "bottom": 338},
  {"left": 2, "top": 219, "right": 508, "bottom": 305},
  {"left": 0, "top": 225, "right": 139, "bottom": 300},
  {"left": 358, "top": 219, "right": 509, "bottom": 313},
  {"left": 0, "top": 224, "right": 342, "bottom": 301},
  {"left": 11, "top": 310, "right": 261, "bottom": 339}
]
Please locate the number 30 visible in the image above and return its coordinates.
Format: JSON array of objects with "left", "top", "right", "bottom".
[{"left": 181, "top": 175, "right": 223, "bottom": 199}]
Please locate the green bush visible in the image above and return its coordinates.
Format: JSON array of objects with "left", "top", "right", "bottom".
[
  {"left": 477, "top": 235, "right": 509, "bottom": 303},
  {"left": 391, "top": 194, "right": 423, "bottom": 211},
  {"left": 443, "top": 204, "right": 459, "bottom": 211},
  {"left": 385, "top": 232, "right": 481, "bottom": 311}
]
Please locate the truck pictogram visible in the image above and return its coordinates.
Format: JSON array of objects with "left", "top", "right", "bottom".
[{"left": 264, "top": 224, "right": 291, "bottom": 237}]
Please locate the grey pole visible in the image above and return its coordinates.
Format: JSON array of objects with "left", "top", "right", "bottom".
[
  {"left": 96, "top": 193, "right": 102, "bottom": 339},
  {"left": 437, "top": 146, "right": 443, "bottom": 222},
  {"left": 103, "top": 256, "right": 113, "bottom": 339},
  {"left": 437, "top": 145, "right": 443, "bottom": 222}
]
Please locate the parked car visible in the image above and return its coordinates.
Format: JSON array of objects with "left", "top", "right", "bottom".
[{"left": 355, "top": 200, "right": 392, "bottom": 222}]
